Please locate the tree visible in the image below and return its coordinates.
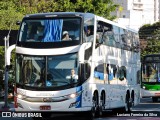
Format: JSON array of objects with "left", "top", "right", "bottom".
[
  {"left": 0, "top": 1, "right": 24, "bottom": 30},
  {"left": 14, "top": 0, "right": 119, "bottom": 20},
  {"left": 0, "top": 46, "right": 5, "bottom": 70},
  {"left": 56, "top": 0, "right": 118, "bottom": 20},
  {"left": 0, "top": 46, "right": 15, "bottom": 71},
  {"left": 139, "top": 22, "right": 160, "bottom": 58},
  {"left": 0, "top": 0, "right": 119, "bottom": 30}
]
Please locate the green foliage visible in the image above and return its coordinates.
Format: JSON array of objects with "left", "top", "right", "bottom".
[
  {"left": 37, "top": 0, "right": 58, "bottom": 12},
  {"left": 0, "top": 46, "right": 5, "bottom": 70},
  {"left": 141, "top": 40, "right": 160, "bottom": 57},
  {"left": 0, "top": 1, "right": 24, "bottom": 30},
  {"left": 139, "top": 22, "right": 160, "bottom": 58},
  {"left": 73, "top": 0, "right": 118, "bottom": 20},
  {"left": 0, "top": 46, "right": 15, "bottom": 71},
  {"left": 139, "top": 22, "right": 160, "bottom": 40},
  {"left": 0, "top": 0, "right": 118, "bottom": 30}
]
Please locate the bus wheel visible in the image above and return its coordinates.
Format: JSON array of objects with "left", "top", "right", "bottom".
[
  {"left": 97, "top": 92, "right": 105, "bottom": 117},
  {"left": 124, "top": 94, "right": 130, "bottom": 112},
  {"left": 129, "top": 97, "right": 134, "bottom": 111},
  {"left": 152, "top": 97, "right": 158, "bottom": 102},
  {"left": 88, "top": 92, "right": 98, "bottom": 120}
]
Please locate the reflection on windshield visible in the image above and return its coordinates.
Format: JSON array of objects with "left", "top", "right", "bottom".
[
  {"left": 16, "top": 54, "right": 79, "bottom": 88},
  {"left": 19, "top": 18, "right": 81, "bottom": 42},
  {"left": 142, "top": 63, "right": 160, "bottom": 83}
]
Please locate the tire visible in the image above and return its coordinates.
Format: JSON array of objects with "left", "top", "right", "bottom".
[
  {"left": 97, "top": 92, "right": 105, "bottom": 117},
  {"left": 124, "top": 94, "right": 130, "bottom": 113},
  {"left": 129, "top": 96, "right": 134, "bottom": 112},
  {"left": 87, "top": 92, "right": 98, "bottom": 120}
]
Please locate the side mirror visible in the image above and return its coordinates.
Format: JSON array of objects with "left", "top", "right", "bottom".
[{"left": 16, "top": 21, "right": 21, "bottom": 25}]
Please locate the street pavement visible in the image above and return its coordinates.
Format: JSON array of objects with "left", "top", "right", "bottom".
[
  {"left": 0, "top": 101, "right": 15, "bottom": 112},
  {"left": 1, "top": 98, "right": 160, "bottom": 120}
]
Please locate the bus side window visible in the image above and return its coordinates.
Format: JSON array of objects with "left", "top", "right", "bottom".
[
  {"left": 113, "top": 25, "right": 120, "bottom": 48},
  {"left": 105, "top": 31, "right": 115, "bottom": 47},
  {"left": 120, "top": 28, "right": 127, "bottom": 50},
  {"left": 84, "top": 25, "right": 94, "bottom": 42},
  {"left": 106, "top": 64, "right": 118, "bottom": 82},
  {"left": 126, "top": 31, "right": 132, "bottom": 51},
  {"left": 97, "top": 21, "right": 115, "bottom": 47},
  {"left": 119, "top": 66, "right": 126, "bottom": 81},
  {"left": 132, "top": 33, "right": 140, "bottom": 52},
  {"left": 94, "top": 64, "right": 104, "bottom": 80}
]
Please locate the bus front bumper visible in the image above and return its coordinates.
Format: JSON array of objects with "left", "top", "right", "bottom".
[
  {"left": 15, "top": 98, "right": 90, "bottom": 112},
  {"left": 141, "top": 88, "right": 160, "bottom": 97}
]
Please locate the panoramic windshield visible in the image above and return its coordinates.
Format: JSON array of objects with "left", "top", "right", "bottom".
[
  {"left": 16, "top": 53, "right": 79, "bottom": 88},
  {"left": 19, "top": 18, "right": 81, "bottom": 42},
  {"left": 142, "top": 62, "right": 160, "bottom": 83}
]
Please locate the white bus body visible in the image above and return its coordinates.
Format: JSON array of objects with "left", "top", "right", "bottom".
[{"left": 14, "top": 12, "right": 140, "bottom": 118}]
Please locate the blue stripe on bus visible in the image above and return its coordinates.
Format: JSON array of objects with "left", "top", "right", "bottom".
[{"left": 76, "top": 86, "right": 82, "bottom": 108}]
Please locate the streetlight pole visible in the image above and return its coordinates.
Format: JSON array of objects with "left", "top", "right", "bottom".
[
  {"left": 3, "top": 35, "right": 9, "bottom": 109},
  {"left": 2, "top": 21, "right": 14, "bottom": 110}
]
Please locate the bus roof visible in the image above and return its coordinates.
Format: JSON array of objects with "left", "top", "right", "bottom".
[
  {"left": 24, "top": 12, "right": 138, "bottom": 33},
  {"left": 24, "top": 12, "right": 95, "bottom": 18},
  {"left": 96, "top": 15, "right": 138, "bottom": 33}
]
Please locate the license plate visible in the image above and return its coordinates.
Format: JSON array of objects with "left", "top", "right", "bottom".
[{"left": 40, "top": 105, "right": 51, "bottom": 110}]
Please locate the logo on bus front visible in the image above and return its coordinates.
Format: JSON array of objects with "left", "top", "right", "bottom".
[
  {"left": 42, "top": 98, "right": 52, "bottom": 102},
  {"left": 36, "top": 93, "right": 54, "bottom": 97}
]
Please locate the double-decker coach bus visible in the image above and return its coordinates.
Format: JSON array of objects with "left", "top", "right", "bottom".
[
  {"left": 141, "top": 54, "right": 160, "bottom": 102},
  {"left": 12, "top": 12, "right": 140, "bottom": 118}
]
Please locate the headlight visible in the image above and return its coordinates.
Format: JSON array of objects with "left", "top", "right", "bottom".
[
  {"left": 143, "top": 86, "right": 145, "bottom": 89},
  {"left": 52, "top": 91, "right": 83, "bottom": 102},
  {"left": 64, "top": 90, "right": 82, "bottom": 99},
  {"left": 68, "top": 90, "right": 82, "bottom": 99},
  {"left": 70, "top": 93, "right": 76, "bottom": 98},
  {"left": 17, "top": 94, "right": 26, "bottom": 99}
]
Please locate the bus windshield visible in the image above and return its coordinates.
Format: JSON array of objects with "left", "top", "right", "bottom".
[
  {"left": 19, "top": 18, "right": 81, "bottom": 42},
  {"left": 142, "top": 62, "right": 160, "bottom": 83},
  {"left": 16, "top": 53, "right": 79, "bottom": 88}
]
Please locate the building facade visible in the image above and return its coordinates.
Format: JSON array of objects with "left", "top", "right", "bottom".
[{"left": 112, "top": 0, "right": 160, "bottom": 31}]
